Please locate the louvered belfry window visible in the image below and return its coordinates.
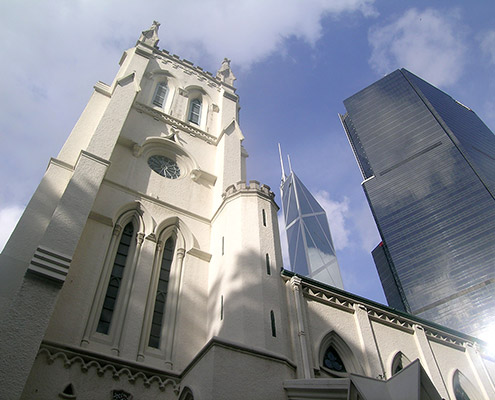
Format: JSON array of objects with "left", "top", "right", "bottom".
[
  {"left": 188, "top": 99, "right": 201, "bottom": 125},
  {"left": 153, "top": 82, "right": 168, "bottom": 108}
]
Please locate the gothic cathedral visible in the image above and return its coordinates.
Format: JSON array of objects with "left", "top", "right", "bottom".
[{"left": 0, "top": 23, "right": 493, "bottom": 400}]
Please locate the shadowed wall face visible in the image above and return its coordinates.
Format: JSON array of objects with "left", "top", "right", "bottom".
[{"left": 342, "top": 69, "right": 495, "bottom": 337}]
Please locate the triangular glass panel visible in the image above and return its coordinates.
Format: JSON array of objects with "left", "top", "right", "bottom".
[
  {"left": 293, "top": 173, "right": 324, "bottom": 215},
  {"left": 284, "top": 176, "right": 300, "bottom": 225}
]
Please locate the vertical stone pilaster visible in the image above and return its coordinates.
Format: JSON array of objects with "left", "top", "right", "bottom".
[
  {"left": 413, "top": 324, "right": 449, "bottom": 399},
  {"left": 290, "top": 276, "right": 312, "bottom": 379},
  {"left": 465, "top": 343, "right": 495, "bottom": 399},
  {"left": 353, "top": 304, "right": 385, "bottom": 379}
]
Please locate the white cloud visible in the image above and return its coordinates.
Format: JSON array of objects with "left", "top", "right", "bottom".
[
  {"left": 480, "top": 30, "right": 495, "bottom": 65},
  {"left": 314, "top": 191, "right": 351, "bottom": 251},
  {"left": 0, "top": 206, "right": 24, "bottom": 253},
  {"left": 0, "top": 0, "right": 377, "bottom": 207},
  {"left": 368, "top": 8, "right": 467, "bottom": 87}
]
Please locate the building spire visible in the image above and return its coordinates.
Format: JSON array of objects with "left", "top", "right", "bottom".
[
  {"left": 278, "top": 143, "right": 286, "bottom": 183},
  {"left": 139, "top": 21, "right": 160, "bottom": 48}
]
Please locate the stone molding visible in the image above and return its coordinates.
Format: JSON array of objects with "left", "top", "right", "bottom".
[
  {"left": 78, "top": 150, "right": 112, "bottom": 169},
  {"left": 302, "top": 286, "right": 355, "bottom": 314},
  {"left": 37, "top": 343, "right": 180, "bottom": 393},
  {"left": 48, "top": 157, "right": 74, "bottom": 172},
  {"left": 94, "top": 81, "right": 112, "bottom": 97},
  {"left": 101, "top": 178, "right": 211, "bottom": 225},
  {"left": 283, "top": 272, "right": 479, "bottom": 351},
  {"left": 367, "top": 309, "right": 414, "bottom": 333},
  {"left": 133, "top": 102, "right": 217, "bottom": 145},
  {"left": 181, "top": 336, "right": 297, "bottom": 378},
  {"left": 27, "top": 246, "right": 72, "bottom": 283},
  {"left": 424, "top": 328, "right": 466, "bottom": 351},
  {"left": 187, "top": 247, "right": 212, "bottom": 262}
]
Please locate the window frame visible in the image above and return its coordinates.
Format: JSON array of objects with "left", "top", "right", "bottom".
[
  {"left": 81, "top": 209, "right": 145, "bottom": 351},
  {"left": 137, "top": 225, "right": 186, "bottom": 366},
  {"left": 152, "top": 82, "right": 169, "bottom": 108},
  {"left": 188, "top": 98, "right": 202, "bottom": 125}
]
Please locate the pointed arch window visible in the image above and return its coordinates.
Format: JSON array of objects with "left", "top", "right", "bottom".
[
  {"left": 323, "top": 345, "right": 346, "bottom": 373},
  {"left": 319, "top": 331, "right": 364, "bottom": 377},
  {"left": 148, "top": 236, "right": 176, "bottom": 348},
  {"left": 153, "top": 82, "right": 168, "bottom": 108},
  {"left": 391, "top": 352, "right": 410, "bottom": 376},
  {"left": 138, "top": 226, "right": 186, "bottom": 365},
  {"left": 188, "top": 98, "right": 202, "bottom": 125},
  {"left": 97, "top": 222, "right": 134, "bottom": 334},
  {"left": 453, "top": 370, "right": 482, "bottom": 400}
]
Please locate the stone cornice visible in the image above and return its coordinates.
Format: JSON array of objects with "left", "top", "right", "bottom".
[
  {"left": 37, "top": 342, "right": 180, "bottom": 393},
  {"left": 133, "top": 102, "right": 217, "bottom": 145},
  {"left": 367, "top": 309, "right": 414, "bottom": 334},
  {"left": 302, "top": 285, "right": 355, "bottom": 314},
  {"left": 281, "top": 271, "right": 483, "bottom": 350},
  {"left": 424, "top": 328, "right": 466, "bottom": 351}
]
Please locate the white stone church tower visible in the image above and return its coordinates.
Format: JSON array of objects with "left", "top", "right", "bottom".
[{"left": 1, "top": 23, "right": 494, "bottom": 400}]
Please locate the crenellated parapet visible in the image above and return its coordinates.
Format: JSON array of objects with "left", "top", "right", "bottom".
[
  {"left": 136, "top": 26, "right": 237, "bottom": 95},
  {"left": 222, "top": 180, "right": 276, "bottom": 202}
]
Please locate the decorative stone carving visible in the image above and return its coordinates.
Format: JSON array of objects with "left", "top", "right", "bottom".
[
  {"left": 37, "top": 346, "right": 180, "bottom": 393},
  {"left": 133, "top": 102, "right": 217, "bottom": 145},
  {"left": 132, "top": 144, "right": 142, "bottom": 157},
  {"left": 139, "top": 21, "right": 160, "bottom": 48},
  {"left": 216, "top": 58, "right": 236, "bottom": 86}
]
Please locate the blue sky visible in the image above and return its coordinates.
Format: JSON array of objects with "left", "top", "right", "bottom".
[{"left": 1, "top": 0, "right": 494, "bottom": 305}]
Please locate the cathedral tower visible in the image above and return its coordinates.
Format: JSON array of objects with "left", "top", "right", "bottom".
[{"left": 0, "top": 23, "right": 287, "bottom": 398}]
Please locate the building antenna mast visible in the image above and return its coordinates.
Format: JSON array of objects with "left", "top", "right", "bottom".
[
  {"left": 278, "top": 143, "right": 286, "bottom": 182},
  {"left": 287, "top": 154, "right": 293, "bottom": 174}
]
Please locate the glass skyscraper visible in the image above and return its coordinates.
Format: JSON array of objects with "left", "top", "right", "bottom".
[
  {"left": 280, "top": 170, "right": 344, "bottom": 289},
  {"left": 340, "top": 69, "right": 495, "bottom": 337}
]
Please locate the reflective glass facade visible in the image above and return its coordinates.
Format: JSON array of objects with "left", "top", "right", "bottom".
[
  {"left": 371, "top": 241, "right": 410, "bottom": 313},
  {"left": 341, "top": 69, "right": 495, "bottom": 337},
  {"left": 281, "top": 171, "right": 344, "bottom": 289}
]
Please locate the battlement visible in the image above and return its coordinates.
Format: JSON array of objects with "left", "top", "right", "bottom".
[{"left": 222, "top": 180, "right": 275, "bottom": 201}]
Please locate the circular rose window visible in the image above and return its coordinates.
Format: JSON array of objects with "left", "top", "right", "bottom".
[{"left": 147, "top": 155, "right": 181, "bottom": 179}]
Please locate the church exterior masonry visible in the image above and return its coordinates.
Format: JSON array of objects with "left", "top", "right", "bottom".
[{"left": 0, "top": 23, "right": 494, "bottom": 400}]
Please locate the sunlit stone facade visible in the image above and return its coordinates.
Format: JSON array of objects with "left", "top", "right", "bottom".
[{"left": 0, "top": 25, "right": 494, "bottom": 400}]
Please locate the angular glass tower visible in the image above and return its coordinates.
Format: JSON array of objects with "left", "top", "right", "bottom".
[
  {"left": 280, "top": 169, "right": 344, "bottom": 289},
  {"left": 340, "top": 69, "right": 495, "bottom": 337}
]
